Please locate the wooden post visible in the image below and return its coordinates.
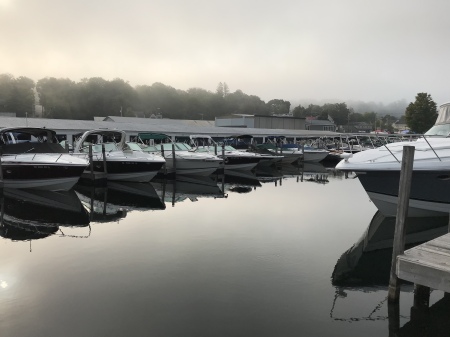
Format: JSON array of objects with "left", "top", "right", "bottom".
[
  {"left": 214, "top": 143, "right": 217, "bottom": 155},
  {"left": 65, "top": 141, "right": 69, "bottom": 152},
  {"left": 301, "top": 143, "right": 305, "bottom": 163},
  {"left": 411, "top": 284, "right": 430, "bottom": 323},
  {"left": 388, "top": 145, "right": 415, "bottom": 303},
  {"left": 172, "top": 143, "right": 177, "bottom": 175},
  {"left": 89, "top": 145, "right": 93, "bottom": 176},
  {"left": 0, "top": 148, "right": 3, "bottom": 182},
  {"left": 102, "top": 144, "right": 107, "bottom": 174},
  {"left": 387, "top": 301, "right": 400, "bottom": 337},
  {"left": 222, "top": 144, "right": 225, "bottom": 171}
]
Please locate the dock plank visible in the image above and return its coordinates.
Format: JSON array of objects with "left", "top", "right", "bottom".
[{"left": 397, "top": 233, "right": 450, "bottom": 293}]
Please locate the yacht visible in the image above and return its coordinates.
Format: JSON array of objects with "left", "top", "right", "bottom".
[
  {"left": 137, "top": 133, "right": 223, "bottom": 176},
  {"left": 73, "top": 129, "right": 165, "bottom": 182},
  {"left": 190, "top": 135, "right": 261, "bottom": 171},
  {"left": 336, "top": 102, "right": 450, "bottom": 217},
  {"left": 0, "top": 127, "right": 89, "bottom": 191}
]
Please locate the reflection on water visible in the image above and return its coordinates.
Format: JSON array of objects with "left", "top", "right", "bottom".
[
  {"left": 3, "top": 162, "right": 446, "bottom": 337},
  {"left": 0, "top": 189, "right": 90, "bottom": 241}
]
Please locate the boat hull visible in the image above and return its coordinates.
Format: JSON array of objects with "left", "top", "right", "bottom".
[
  {"left": 357, "top": 170, "right": 450, "bottom": 217},
  {"left": 164, "top": 158, "right": 221, "bottom": 176},
  {"left": 90, "top": 160, "right": 164, "bottom": 182},
  {"left": 1, "top": 162, "right": 87, "bottom": 191}
]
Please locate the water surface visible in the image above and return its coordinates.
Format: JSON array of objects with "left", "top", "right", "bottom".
[{"left": 0, "top": 165, "right": 446, "bottom": 336}]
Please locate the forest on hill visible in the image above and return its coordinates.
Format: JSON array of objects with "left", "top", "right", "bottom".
[{"left": 0, "top": 74, "right": 406, "bottom": 130}]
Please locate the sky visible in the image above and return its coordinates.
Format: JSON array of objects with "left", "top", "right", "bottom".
[{"left": 1, "top": 0, "right": 450, "bottom": 106}]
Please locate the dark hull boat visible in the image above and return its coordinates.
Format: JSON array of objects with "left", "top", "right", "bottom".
[
  {"left": 74, "top": 130, "right": 165, "bottom": 182},
  {"left": 336, "top": 102, "right": 450, "bottom": 217},
  {"left": 0, "top": 128, "right": 89, "bottom": 190}
]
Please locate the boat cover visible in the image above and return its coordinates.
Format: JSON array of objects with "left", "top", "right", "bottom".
[{"left": 435, "top": 102, "right": 450, "bottom": 125}]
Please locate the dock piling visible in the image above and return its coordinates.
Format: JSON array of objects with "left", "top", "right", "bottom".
[{"left": 388, "top": 145, "right": 415, "bottom": 303}]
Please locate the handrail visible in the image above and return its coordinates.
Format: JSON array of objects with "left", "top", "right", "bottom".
[{"left": 422, "top": 135, "right": 441, "bottom": 161}]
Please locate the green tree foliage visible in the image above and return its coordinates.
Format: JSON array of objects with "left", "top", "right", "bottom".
[
  {"left": 267, "top": 99, "right": 291, "bottom": 115},
  {"left": 0, "top": 74, "right": 35, "bottom": 117},
  {"left": 405, "top": 93, "right": 437, "bottom": 133}
]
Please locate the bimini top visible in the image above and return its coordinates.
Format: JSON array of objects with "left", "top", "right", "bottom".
[
  {"left": 137, "top": 133, "right": 170, "bottom": 141},
  {"left": 434, "top": 102, "right": 450, "bottom": 125}
]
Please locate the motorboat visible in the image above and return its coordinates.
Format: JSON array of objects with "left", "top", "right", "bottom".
[
  {"left": 190, "top": 135, "right": 261, "bottom": 171},
  {"left": 137, "top": 133, "right": 223, "bottom": 176},
  {"left": 73, "top": 129, "right": 165, "bottom": 182},
  {"left": 0, "top": 127, "right": 89, "bottom": 191},
  {"left": 256, "top": 136, "right": 303, "bottom": 165},
  {"left": 223, "top": 135, "right": 284, "bottom": 167},
  {"left": 336, "top": 102, "right": 450, "bottom": 217}
]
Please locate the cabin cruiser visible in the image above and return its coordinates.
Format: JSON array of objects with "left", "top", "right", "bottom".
[
  {"left": 190, "top": 135, "right": 261, "bottom": 171},
  {"left": 223, "top": 135, "right": 283, "bottom": 167},
  {"left": 256, "top": 136, "right": 303, "bottom": 165},
  {"left": 336, "top": 102, "right": 450, "bottom": 217},
  {"left": 73, "top": 129, "right": 165, "bottom": 182},
  {"left": 137, "top": 133, "right": 222, "bottom": 176},
  {"left": 0, "top": 127, "right": 89, "bottom": 191}
]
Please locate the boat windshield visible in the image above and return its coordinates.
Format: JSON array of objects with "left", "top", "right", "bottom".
[
  {"left": 424, "top": 124, "right": 450, "bottom": 137},
  {"left": 125, "top": 142, "right": 144, "bottom": 151},
  {"left": 91, "top": 143, "right": 118, "bottom": 152},
  {"left": 175, "top": 143, "right": 192, "bottom": 151}
]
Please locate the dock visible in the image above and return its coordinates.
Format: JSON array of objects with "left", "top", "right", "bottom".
[{"left": 397, "top": 233, "right": 450, "bottom": 293}]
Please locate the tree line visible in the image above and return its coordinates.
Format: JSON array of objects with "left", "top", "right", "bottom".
[{"left": 0, "top": 73, "right": 437, "bottom": 133}]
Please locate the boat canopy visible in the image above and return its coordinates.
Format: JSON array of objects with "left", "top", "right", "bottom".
[
  {"left": 137, "top": 133, "right": 169, "bottom": 141},
  {"left": 434, "top": 103, "right": 450, "bottom": 125}
]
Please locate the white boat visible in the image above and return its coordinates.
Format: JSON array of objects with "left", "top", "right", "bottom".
[
  {"left": 0, "top": 127, "right": 89, "bottom": 191},
  {"left": 190, "top": 135, "right": 261, "bottom": 171},
  {"left": 73, "top": 129, "right": 165, "bottom": 182},
  {"left": 302, "top": 146, "right": 329, "bottom": 162},
  {"left": 336, "top": 102, "right": 450, "bottom": 217},
  {"left": 137, "top": 133, "right": 223, "bottom": 176}
]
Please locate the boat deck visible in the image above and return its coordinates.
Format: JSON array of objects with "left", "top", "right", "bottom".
[{"left": 397, "top": 233, "right": 450, "bottom": 292}]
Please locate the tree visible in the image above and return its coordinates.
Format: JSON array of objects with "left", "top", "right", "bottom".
[{"left": 405, "top": 93, "right": 437, "bottom": 133}]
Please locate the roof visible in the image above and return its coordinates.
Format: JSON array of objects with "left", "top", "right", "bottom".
[
  {"left": 0, "top": 116, "right": 340, "bottom": 138},
  {"left": 96, "top": 116, "right": 215, "bottom": 127}
]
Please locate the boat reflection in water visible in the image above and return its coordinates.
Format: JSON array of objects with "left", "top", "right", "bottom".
[
  {"left": 0, "top": 188, "right": 90, "bottom": 241},
  {"left": 213, "top": 170, "right": 261, "bottom": 194},
  {"left": 255, "top": 162, "right": 331, "bottom": 185},
  {"left": 151, "top": 175, "right": 226, "bottom": 207},
  {"left": 74, "top": 181, "right": 165, "bottom": 222},
  {"left": 330, "top": 210, "right": 449, "bottom": 323}
]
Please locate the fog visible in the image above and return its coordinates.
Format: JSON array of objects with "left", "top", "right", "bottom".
[{"left": 1, "top": 0, "right": 450, "bottom": 105}]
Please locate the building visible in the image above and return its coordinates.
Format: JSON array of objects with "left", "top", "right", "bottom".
[{"left": 215, "top": 114, "right": 306, "bottom": 130}]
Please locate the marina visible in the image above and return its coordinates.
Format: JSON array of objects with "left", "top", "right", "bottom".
[
  {"left": 1, "top": 104, "right": 450, "bottom": 336},
  {"left": 0, "top": 160, "right": 449, "bottom": 336}
]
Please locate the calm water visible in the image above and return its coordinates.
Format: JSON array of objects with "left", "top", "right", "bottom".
[{"left": 0, "top": 164, "right": 447, "bottom": 337}]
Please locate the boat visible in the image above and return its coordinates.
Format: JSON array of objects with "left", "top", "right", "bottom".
[
  {"left": 190, "top": 135, "right": 261, "bottom": 171},
  {"left": 0, "top": 127, "right": 89, "bottom": 191},
  {"left": 336, "top": 102, "right": 450, "bottom": 217},
  {"left": 137, "top": 133, "right": 223, "bottom": 176},
  {"left": 256, "top": 136, "right": 303, "bottom": 165},
  {"left": 73, "top": 129, "right": 165, "bottom": 182},
  {"left": 223, "top": 135, "right": 284, "bottom": 167}
]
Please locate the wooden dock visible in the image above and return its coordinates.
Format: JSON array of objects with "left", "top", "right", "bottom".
[{"left": 397, "top": 233, "right": 450, "bottom": 293}]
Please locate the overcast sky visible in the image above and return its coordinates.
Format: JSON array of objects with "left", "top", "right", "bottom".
[{"left": 1, "top": 0, "right": 449, "bottom": 105}]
